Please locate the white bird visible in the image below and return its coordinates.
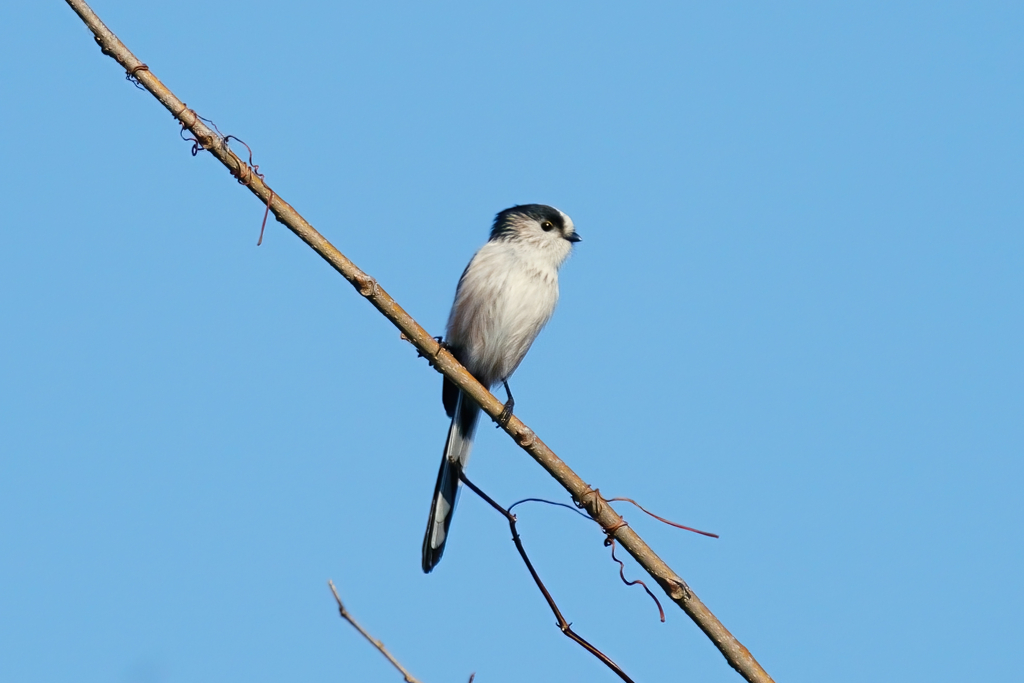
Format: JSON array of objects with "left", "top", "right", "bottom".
[{"left": 422, "top": 204, "right": 581, "bottom": 572}]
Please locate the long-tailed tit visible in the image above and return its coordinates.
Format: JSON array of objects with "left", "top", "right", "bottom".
[{"left": 421, "top": 204, "right": 581, "bottom": 572}]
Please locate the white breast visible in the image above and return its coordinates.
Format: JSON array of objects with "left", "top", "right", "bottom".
[{"left": 446, "top": 241, "right": 561, "bottom": 387}]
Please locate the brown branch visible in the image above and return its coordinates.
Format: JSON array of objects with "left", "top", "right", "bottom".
[
  {"left": 328, "top": 580, "right": 425, "bottom": 683},
  {"left": 62, "top": 3, "right": 775, "bottom": 681},
  {"left": 459, "top": 473, "right": 635, "bottom": 683}
]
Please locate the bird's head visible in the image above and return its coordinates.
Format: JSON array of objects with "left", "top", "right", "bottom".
[{"left": 489, "top": 204, "right": 581, "bottom": 258}]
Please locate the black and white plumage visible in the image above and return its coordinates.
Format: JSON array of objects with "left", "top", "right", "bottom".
[{"left": 421, "top": 204, "right": 581, "bottom": 573}]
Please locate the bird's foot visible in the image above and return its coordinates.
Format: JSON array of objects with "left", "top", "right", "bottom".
[
  {"left": 495, "top": 380, "right": 515, "bottom": 428},
  {"left": 417, "top": 336, "right": 450, "bottom": 363},
  {"left": 496, "top": 399, "right": 514, "bottom": 428}
]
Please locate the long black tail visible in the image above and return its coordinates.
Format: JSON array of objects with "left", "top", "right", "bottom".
[{"left": 422, "top": 391, "right": 480, "bottom": 572}]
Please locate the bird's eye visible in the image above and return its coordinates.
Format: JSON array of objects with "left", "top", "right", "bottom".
[{"left": 541, "top": 221, "right": 554, "bottom": 231}]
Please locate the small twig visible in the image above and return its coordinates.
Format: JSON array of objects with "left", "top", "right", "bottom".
[
  {"left": 460, "top": 474, "right": 636, "bottom": 683},
  {"left": 606, "top": 537, "right": 666, "bottom": 622},
  {"left": 328, "top": 580, "right": 425, "bottom": 683},
  {"left": 511, "top": 496, "right": 668, "bottom": 623},
  {"left": 509, "top": 497, "right": 593, "bottom": 521},
  {"left": 608, "top": 497, "right": 720, "bottom": 538}
]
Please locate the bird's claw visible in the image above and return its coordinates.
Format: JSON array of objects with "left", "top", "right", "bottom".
[{"left": 496, "top": 401, "right": 514, "bottom": 428}]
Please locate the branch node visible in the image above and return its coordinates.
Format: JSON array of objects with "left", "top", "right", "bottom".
[
  {"left": 515, "top": 426, "right": 536, "bottom": 446},
  {"left": 176, "top": 104, "right": 197, "bottom": 129},
  {"left": 125, "top": 63, "right": 148, "bottom": 89},
  {"left": 666, "top": 578, "right": 691, "bottom": 601},
  {"left": 574, "top": 486, "right": 605, "bottom": 516},
  {"left": 175, "top": 105, "right": 216, "bottom": 156},
  {"left": 93, "top": 34, "right": 114, "bottom": 57},
  {"left": 604, "top": 518, "right": 629, "bottom": 535},
  {"left": 356, "top": 275, "right": 379, "bottom": 298}
]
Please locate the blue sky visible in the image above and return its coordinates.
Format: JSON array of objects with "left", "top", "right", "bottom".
[{"left": 2, "top": 2, "right": 1022, "bottom": 682}]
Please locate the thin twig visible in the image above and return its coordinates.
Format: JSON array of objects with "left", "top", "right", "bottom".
[
  {"left": 508, "top": 496, "right": 668, "bottom": 625},
  {"left": 509, "top": 497, "right": 593, "bottom": 521},
  {"left": 608, "top": 497, "right": 720, "bottom": 538},
  {"left": 606, "top": 537, "right": 666, "bottom": 622},
  {"left": 62, "top": 3, "right": 775, "bottom": 681},
  {"left": 460, "top": 473, "right": 636, "bottom": 683},
  {"left": 328, "top": 580, "right": 425, "bottom": 683}
]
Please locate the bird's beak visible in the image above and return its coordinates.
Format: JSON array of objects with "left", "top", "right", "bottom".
[{"left": 566, "top": 232, "right": 582, "bottom": 243}]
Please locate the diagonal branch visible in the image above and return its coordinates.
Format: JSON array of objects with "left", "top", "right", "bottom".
[
  {"left": 328, "top": 580, "right": 425, "bottom": 683},
  {"left": 62, "top": 3, "right": 775, "bottom": 681},
  {"left": 459, "top": 473, "right": 635, "bottom": 683}
]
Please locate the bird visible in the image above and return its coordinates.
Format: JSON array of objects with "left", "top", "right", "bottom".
[{"left": 421, "top": 204, "right": 581, "bottom": 573}]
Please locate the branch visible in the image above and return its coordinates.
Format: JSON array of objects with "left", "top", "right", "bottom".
[
  {"left": 507, "top": 497, "right": 668, "bottom": 623},
  {"left": 63, "top": 3, "right": 775, "bottom": 681},
  {"left": 459, "top": 474, "right": 635, "bottom": 683},
  {"left": 328, "top": 581, "right": 425, "bottom": 683}
]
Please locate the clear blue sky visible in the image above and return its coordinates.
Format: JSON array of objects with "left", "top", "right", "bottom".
[{"left": 2, "top": 2, "right": 1021, "bottom": 682}]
